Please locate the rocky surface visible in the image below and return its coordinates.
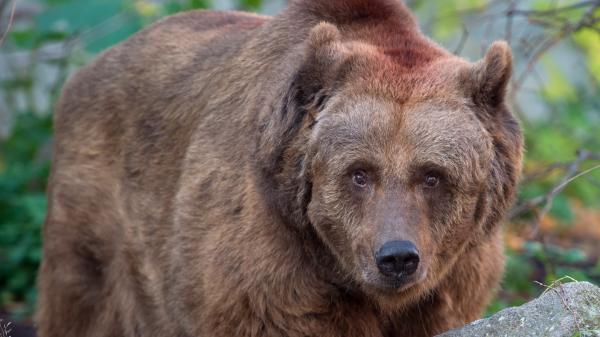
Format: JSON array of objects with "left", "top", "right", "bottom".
[{"left": 437, "top": 281, "right": 600, "bottom": 337}]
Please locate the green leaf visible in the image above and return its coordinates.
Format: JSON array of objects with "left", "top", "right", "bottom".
[
  {"left": 35, "top": 0, "right": 144, "bottom": 53},
  {"left": 238, "top": 0, "right": 262, "bottom": 11},
  {"left": 431, "top": 0, "right": 487, "bottom": 40},
  {"left": 6, "top": 269, "right": 30, "bottom": 292},
  {"left": 549, "top": 194, "right": 575, "bottom": 222},
  {"left": 36, "top": 0, "right": 124, "bottom": 34},
  {"left": 164, "top": 0, "right": 211, "bottom": 13},
  {"left": 504, "top": 249, "right": 536, "bottom": 293},
  {"left": 541, "top": 57, "right": 577, "bottom": 102},
  {"left": 573, "top": 29, "right": 600, "bottom": 84},
  {"left": 560, "top": 248, "right": 587, "bottom": 264},
  {"left": 526, "top": 127, "right": 579, "bottom": 162}
]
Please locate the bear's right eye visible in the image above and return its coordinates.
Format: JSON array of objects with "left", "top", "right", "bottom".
[
  {"left": 352, "top": 170, "right": 369, "bottom": 188},
  {"left": 423, "top": 171, "right": 442, "bottom": 188}
]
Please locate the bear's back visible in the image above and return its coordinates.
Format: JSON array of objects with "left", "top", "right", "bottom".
[{"left": 38, "top": 10, "right": 269, "bottom": 337}]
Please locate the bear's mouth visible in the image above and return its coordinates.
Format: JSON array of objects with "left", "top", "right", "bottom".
[
  {"left": 377, "top": 272, "right": 422, "bottom": 291},
  {"left": 384, "top": 273, "right": 418, "bottom": 288},
  {"left": 360, "top": 265, "right": 428, "bottom": 293}
]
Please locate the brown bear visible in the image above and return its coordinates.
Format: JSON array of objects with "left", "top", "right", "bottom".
[{"left": 36, "top": 0, "right": 523, "bottom": 336}]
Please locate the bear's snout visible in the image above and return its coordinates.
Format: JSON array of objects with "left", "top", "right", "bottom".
[{"left": 375, "top": 240, "right": 420, "bottom": 279}]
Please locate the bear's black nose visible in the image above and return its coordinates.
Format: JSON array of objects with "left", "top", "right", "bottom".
[{"left": 375, "top": 240, "right": 419, "bottom": 277}]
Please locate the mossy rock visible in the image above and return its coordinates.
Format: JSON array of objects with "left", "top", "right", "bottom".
[{"left": 438, "top": 281, "right": 600, "bottom": 337}]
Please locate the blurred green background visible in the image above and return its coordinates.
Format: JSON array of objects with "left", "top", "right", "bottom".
[{"left": 0, "top": 0, "right": 599, "bottom": 325}]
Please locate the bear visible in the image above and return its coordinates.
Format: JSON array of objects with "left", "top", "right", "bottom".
[{"left": 36, "top": 0, "right": 523, "bottom": 336}]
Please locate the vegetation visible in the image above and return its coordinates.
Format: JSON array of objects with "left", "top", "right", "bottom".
[{"left": 0, "top": 0, "right": 598, "bottom": 322}]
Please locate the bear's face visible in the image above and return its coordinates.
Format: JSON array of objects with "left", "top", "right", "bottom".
[
  {"left": 258, "top": 23, "right": 521, "bottom": 305},
  {"left": 306, "top": 89, "right": 495, "bottom": 296}
]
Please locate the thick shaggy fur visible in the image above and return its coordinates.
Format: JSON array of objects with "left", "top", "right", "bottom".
[{"left": 37, "top": 1, "right": 523, "bottom": 336}]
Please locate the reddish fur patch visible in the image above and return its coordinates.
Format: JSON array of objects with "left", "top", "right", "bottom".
[
  {"left": 292, "top": 0, "right": 449, "bottom": 70},
  {"left": 295, "top": 0, "right": 413, "bottom": 23}
]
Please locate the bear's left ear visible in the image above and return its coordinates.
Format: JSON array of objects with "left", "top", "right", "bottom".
[{"left": 466, "top": 41, "right": 512, "bottom": 108}]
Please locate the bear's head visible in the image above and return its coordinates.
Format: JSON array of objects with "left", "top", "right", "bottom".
[{"left": 256, "top": 22, "right": 523, "bottom": 306}]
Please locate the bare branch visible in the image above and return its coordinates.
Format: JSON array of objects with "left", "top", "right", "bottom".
[
  {"left": 453, "top": 24, "right": 469, "bottom": 55},
  {"left": 509, "top": 150, "right": 600, "bottom": 238},
  {"left": 505, "top": 0, "right": 517, "bottom": 44},
  {"left": 508, "top": 0, "right": 600, "bottom": 17},
  {"left": 0, "top": 0, "right": 16, "bottom": 47},
  {"left": 501, "top": 1, "right": 600, "bottom": 95}
]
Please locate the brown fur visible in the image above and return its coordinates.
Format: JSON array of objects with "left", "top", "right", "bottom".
[{"left": 36, "top": 1, "right": 523, "bottom": 336}]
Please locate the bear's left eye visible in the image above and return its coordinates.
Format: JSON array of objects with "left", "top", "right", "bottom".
[
  {"left": 352, "top": 170, "right": 369, "bottom": 188},
  {"left": 423, "top": 172, "right": 441, "bottom": 188}
]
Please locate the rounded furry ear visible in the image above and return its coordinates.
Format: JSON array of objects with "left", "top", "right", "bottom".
[
  {"left": 308, "top": 21, "right": 342, "bottom": 50},
  {"left": 468, "top": 41, "right": 513, "bottom": 107},
  {"left": 299, "top": 22, "right": 350, "bottom": 103},
  {"left": 253, "top": 22, "right": 350, "bottom": 230}
]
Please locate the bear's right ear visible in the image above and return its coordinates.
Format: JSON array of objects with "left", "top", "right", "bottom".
[
  {"left": 306, "top": 22, "right": 347, "bottom": 65},
  {"left": 253, "top": 22, "right": 350, "bottom": 229},
  {"left": 295, "top": 22, "right": 350, "bottom": 114}
]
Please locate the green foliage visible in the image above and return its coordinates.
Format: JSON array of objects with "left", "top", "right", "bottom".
[
  {"left": 0, "top": 113, "right": 51, "bottom": 317},
  {"left": 164, "top": 0, "right": 211, "bottom": 15},
  {"left": 238, "top": 0, "right": 263, "bottom": 11},
  {"left": 488, "top": 243, "right": 600, "bottom": 316},
  {"left": 429, "top": 0, "right": 487, "bottom": 40},
  {"left": 522, "top": 97, "right": 600, "bottom": 208},
  {"left": 541, "top": 58, "right": 577, "bottom": 102},
  {"left": 573, "top": 29, "right": 600, "bottom": 84}
]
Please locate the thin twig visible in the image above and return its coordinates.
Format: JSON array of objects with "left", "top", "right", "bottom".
[
  {"left": 0, "top": 0, "right": 17, "bottom": 47},
  {"left": 510, "top": 1, "right": 600, "bottom": 94},
  {"left": 505, "top": 0, "right": 517, "bottom": 44},
  {"left": 509, "top": 150, "right": 600, "bottom": 224},
  {"left": 453, "top": 24, "right": 469, "bottom": 55},
  {"left": 509, "top": 0, "right": 599, "bottom": 17},
  {"left": 534, "top": 278, "right": 583, "bottom": 334}
]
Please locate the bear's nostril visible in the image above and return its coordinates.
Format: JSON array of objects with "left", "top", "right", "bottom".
[
  {"left": 375, "top": 240, "right": 420, "bottom": 277},
  {"left": 377, "top": 255, "right": 398, "bottom": 274},
  {"left": 403, "top": 255, "right": 419, "bottom": 275}
]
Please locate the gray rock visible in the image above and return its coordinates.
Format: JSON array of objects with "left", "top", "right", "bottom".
[{"left": 437, "top": 281, "right": 600, "bottom": 337}]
